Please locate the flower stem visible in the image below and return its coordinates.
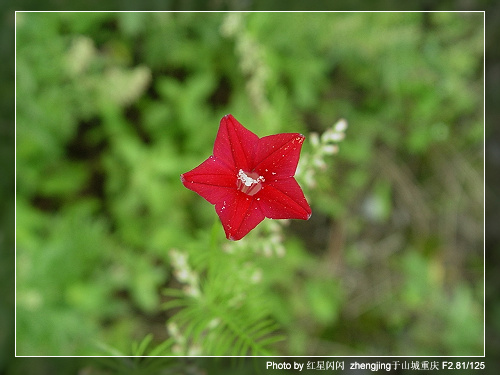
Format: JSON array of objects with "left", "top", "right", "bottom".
[{"left": 208, "top": 219, "right": 220, "bottom": 282}]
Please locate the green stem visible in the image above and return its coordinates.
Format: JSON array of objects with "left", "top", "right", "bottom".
[{"left": 208, "top": 219, "right": 220, "bottom": 283}]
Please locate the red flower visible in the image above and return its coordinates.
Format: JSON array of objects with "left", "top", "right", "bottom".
[{"left": 181, "top": 114, "right": 312, "bottom": 240}]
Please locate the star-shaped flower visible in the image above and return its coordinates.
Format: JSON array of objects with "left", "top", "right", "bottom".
[{"left": 181, "top": 114, "right": 312, "bottom": 240}]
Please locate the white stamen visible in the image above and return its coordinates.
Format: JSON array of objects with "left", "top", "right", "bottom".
[
  {"left": 238, "top": 169, "right": 264, "bottom": 186},
  {"left": 237, "top": 169, "right": 265, "bottom": 196}
]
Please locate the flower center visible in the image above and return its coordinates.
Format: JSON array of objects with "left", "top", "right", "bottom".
[{"left": 236, "top": 169, "right": 265, "bottom": 196}]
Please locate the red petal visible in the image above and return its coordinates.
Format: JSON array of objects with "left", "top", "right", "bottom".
[
  {"left": 180, "top": 155, "right": 236, "bottom": 204},
  {"left": 253, "top": 133, "right": 305, "bottom": 179},
  {"left": 213, "top": 114, "right": 259, "bottom": 171},
  {"left": 257, "top": 178, "right": 312, "bottom": 220},
  {"left": 216, "top": 192, "right": 265, "bottom": 240}
]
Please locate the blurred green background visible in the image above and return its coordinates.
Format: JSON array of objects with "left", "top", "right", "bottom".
[{"left": 15, "top": 12, "right": 484, "bottom": 357}]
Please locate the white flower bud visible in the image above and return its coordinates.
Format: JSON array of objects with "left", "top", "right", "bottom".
[
  {"left": 322, "top": 131, "right": 345, "bottom": 142},
  {"left": 322, "top": 144, "right": 339, "bottom": 155},
  {"left": 310, "top": 132, "right": 320, "bottom": 147},
  {"left": 334, "top": 118, "right": 348, "bottom": 132}
]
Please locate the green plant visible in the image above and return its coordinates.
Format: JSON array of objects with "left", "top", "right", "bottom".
[{"left": 16, "top": 12, "right": 483, "bottom": 357}]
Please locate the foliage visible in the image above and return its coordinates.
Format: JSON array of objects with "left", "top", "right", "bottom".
[{"left": 16, "top": 12, "right": 483, "bottom": 357}]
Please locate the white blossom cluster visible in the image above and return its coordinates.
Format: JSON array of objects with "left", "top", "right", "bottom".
[
  {"left": 168, "top": 249, "right": 200, "bottom": 298},
  {"left": 223, "top": 218, "right": 287, "bottom": 258},
  {"left": 167, "top": 321, "right": 202, "bottom": 356},
  {"left": 167, "top": 249, "right": 204, "bottom": 355},
  {"left": 220, "top": 13, "right": 270, "bottom": 113},
  {"left": 297, "top": 118, "right": 348, "bottom": 189}
]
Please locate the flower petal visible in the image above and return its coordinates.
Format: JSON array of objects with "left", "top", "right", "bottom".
[
  {"left": 216, "top": 193, "right": 265, "bottom": 240},
  {"left": 180, "top": 155, "right": 236, "bottom": 205},
  {"left": 213, "top": 114, "right": 259, "bottom": 171},
  {"left": 253, "top": 133, "right": 305, "bottom": 179},
  {"left": 258, "top": 178, "right": 312, "bottom": 220}
]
